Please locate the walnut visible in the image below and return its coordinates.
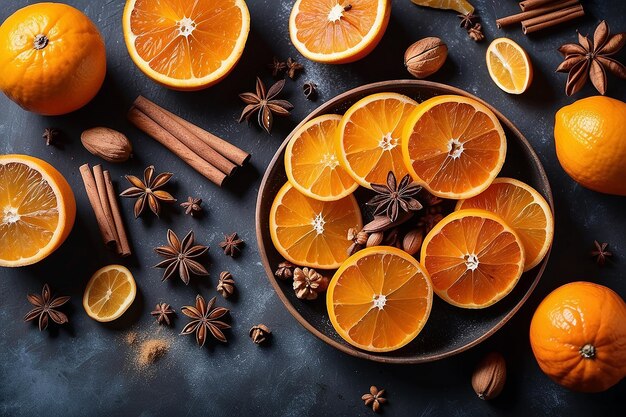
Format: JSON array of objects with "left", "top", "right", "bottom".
[{"left": 404, "top": 37, "right": 448, "bottom": 79}]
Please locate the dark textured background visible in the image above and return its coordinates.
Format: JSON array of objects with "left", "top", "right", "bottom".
[{"left": 1, "top": 0, "right": 624, "bottom": 416}]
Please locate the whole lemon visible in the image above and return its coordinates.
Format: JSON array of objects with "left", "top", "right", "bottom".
[{"left": 554, "top": 96, "right": 626, "bottom": 196}]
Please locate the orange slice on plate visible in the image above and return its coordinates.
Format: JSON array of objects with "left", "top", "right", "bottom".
[
  {"left": 486, "top": 38, "right": 533, "bottom": 94},
  {"left": 410, "top": 0, "right": 474, "bottom": 15},
  {"left": 327, "top": 246, "right": 433, "bottom": 352},
  {"left": 123, "top": 0, "right": 250, "bottom": 90},
  {"left": 269, "top": 182, "right": 362, "bottom": 269},
  {"left": 0, "top": 155, "right": 75, "bottom": 267},
  {"left": 337, "top": 92, "right": 418, "bottom": 189},
  {"left": 402, "top": 95, "right": 507, "bottom": 199},
  {"left": 420, "top": 209, "right": 525, "bottom": 308},
  {"left": 285, "top": 114, "right": 358, "bottom": 201},
  {"left": 83, "top": 265, "right": 137, "bottom": 322},
  {"left": 455, "top": 178, "right": 553, "bottom": 271},
  {"left": 289, "top": 0, "right": 391, "bottom": 63}
]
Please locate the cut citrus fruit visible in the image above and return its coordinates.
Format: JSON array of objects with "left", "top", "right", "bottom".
[
  {"left": 122, "top": 0, "right": 250, "bottom": 90},
  {"left": 402, "top": 95, "right": 507, "bottom": 199},
  {"left": 289, "top": 0, "right": 391, "bottom": 64},
  {"left": 0, "top": 155, "right": 75, "bottom": 267},
  {"left": 420, "top": 209, "right": 525, "bottom": 308},
  {"left": 410, "top": 0, "right": 474, "bottom": 15},
  {"left": 269, "top": 182, "right": 362, "bottom": 269},
  {"left": 337, "top": 92, "right": 418, "bottom": 189},
  {"left": 327, "top": 246, "right": 433, "bottom": 352},
  {"left": 83, "top": 265, "right": 137, "bottom": 322},
  {"left": 456, "top": 178, "right": 553, "bottom": 271},
  {"left": 285, "top": 114, "right": 358, "bottom": 201},
  {"left": 486, "top": 38, "right": 533, "bottom": 94}
]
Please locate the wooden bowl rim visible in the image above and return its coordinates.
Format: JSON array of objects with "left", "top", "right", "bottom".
[{"left": 255, "top": 79, "right": 553, "bottom": 364}]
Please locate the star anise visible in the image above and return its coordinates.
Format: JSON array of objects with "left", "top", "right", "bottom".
[
  {"left": 286, "top": 57, "right": 304, "bottom": 79},
  {"left": 180, "top": 295, "right": 230, "bottom": 346},
  {"left": 293, "top": 267, "right": 329, "bottom": 300},
  {"left": 238, "top": 77, "right": 294, "bottom": 134},
  {"left": 151, "top": 302, "right": 175, "bottom": 325},
  {"left": 362, "top": 386, "right": 387, "bottom": 413},
  {"left": 268, "top": 56, "right": 287, "bottom": 77},
  {"left": 154, "top": 229, "right": 209, "bottom": 285},
  {"left": 275, "top": 260, "right": 295, "bottom": 280},
  {"left": 42, "top": 128, "right": 60, "bottom": 146},
  {"left": 468, "top": 23, "right": 485, "bottom": 42},
  {"left": 24, "top": 284, "right": 70, "bottom": 331},
  {"left": 249, "top": 324, "right": 271, "bottom": 344},
  {"left": 120, "top": 165, "right": 176, "bottom": 218},
  {"left": 367, "top": 171, "right": 423, "bottom": 222},
  {"left": 557, "top": 21, "right": 626, "bottom": 96},
  {"left": 180, "top": 196, "right": 202, "bottom": 216},
  {"left": 591, "top": 240, "right": 612, "bottom": 266},
  {"left": 219, "top": 232, "right": 244, "bottom": 257},
  {"left": 458, "top": 12, "right": 477, "bottom": 29},
  {"left": 217, "top": 271, "right": 235, "bottom": 298}
]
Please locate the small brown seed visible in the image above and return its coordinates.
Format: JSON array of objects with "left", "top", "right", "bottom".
[
  {"left": 356, "top": 231, "right": 369, "bottom": 245},
  {"left": 472, "top": 352, "right": 506, "bottom": 400},
  {"left": 402, "top": 229, "right": 424, "bottom": 255},
  {"left": 366, "top": 232, "right": 384, "bottom": 247},
  {"left": 404, "top": 37, "right": 448, "bottom": 79}
]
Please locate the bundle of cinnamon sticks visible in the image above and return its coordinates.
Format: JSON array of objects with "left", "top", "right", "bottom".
[
  {"left": 497, "top": 0, "right": 584, "bottom": 34},
  {"left": 79, "top": 164, "right": 131, "bottom": 257},
  {"left": 128, "top": 96, "right": 250, "bottom": 187}
]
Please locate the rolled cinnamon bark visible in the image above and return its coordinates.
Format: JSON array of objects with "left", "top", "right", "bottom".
[
  {"left": 103, "top": 170, "right": 131, "bottom": 257},
  {"left": 79, "top": 164, "right": 116, "bottom": 246},
  {"left": 496, "top": 0, "right": 578, "bottom": 28},
  {"left": 93, "top": 165, "right": 120, "bottom": 248},
  {"left": 519, "top": 0, "right": 561, "bottom": 11},
  {"left": 522, "top": 4, "right": 584, "bottom": 34}
]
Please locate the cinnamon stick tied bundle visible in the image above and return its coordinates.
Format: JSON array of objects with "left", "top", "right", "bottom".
[
  {"left": 79, "top": 164, "right": 131, "bottom": 257},
  {"left": 496, "top": 0, "right": 580, "bottom": 29}
]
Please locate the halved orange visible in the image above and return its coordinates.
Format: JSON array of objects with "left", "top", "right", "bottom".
[
  {"left": 123, "top": 0, "right": 250, "bottom": 90},
  {"left": 402, "top": 95, "right": 507, "bottom": 199},
  {"left": 289, "top": 0, "right": 391, "bottom": 64},
  {"left": 0, "top": 155, "right": 75, "bottom": 267},
  {"left": 337, "top": 92, "right": 418, "bottom": 189},
  {"left": 269, "top": 182, "right": 362, "bottom": 269},
  {"left": 285, "top": 114, "right": 358, "bottom": 201},
  {"left": 83, "top": 265, "right": 137, "bottom": 322},
  {"left": 486, "top": 38, "right": 533, "bottom": 94},
  {"left": 410, "top": 0, "right": 474, "bottom": 14},
  {"left": 456, "top": 178, "right": 553, "bottom": 271},
  {"left": 327, "top": 246, "right": 433, "bottom": 352},
  {"left": 420, "top": 209, "right": 525, "bottom": 308}
]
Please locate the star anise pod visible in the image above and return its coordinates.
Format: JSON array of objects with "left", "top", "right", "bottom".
[
  {"left": 180, "top": 196, "right": 202, "bottom": 216},
  {"left": 458, "top": 12, "right": 477, "bottom": 29},
  {"left": 275, "top": 260, "right": 295, "bottom": 280},
  {"left": 217, "top": 271, "right": 235, "bottom": 298},
  {"left": 286, "top": 57, "right": 304, "bottom": 79},
  {"left": 591, "top": 240, "right": 612, "bottom": 266},
  {"left": 268, "top": 56, "right": 287, "bottom": 77},
  {"left": 302, "top": 82, "right": 318, "bottom": 100},
  {"left": 154, "top": 229, "right": 209, "bottom": 285},
  {"left": 24, "top": 284, "right": 70, "bottom": 331},
  {"left": 249, "top": 324, "right": 271, "bottom": 344},
  {"left": 151, "top": 302, "right": 175, "bottom": 325},
  {"left": 362, "top": 386, "right": 387, "bottom": 413},
  {"left": 557, "top": 21, "right": 626, "bottom": 96},
  {"left": 120, "top": 165, "right": 176, "bottom": 218},
  {"left": 219, "top": 232, "right": 244, "bottom": 257},
  {"left": 468, "top": 23, "right": 485, "bottom": 42},
  {"left": 238, "top": 77, "right": 294, "bottom": 134},
  {"left": 42, "top": 128, "right": 60, "bottom": 146},
  {"left": 180, "top": 295, "right": 230, "bottom": 346},
  {"left": 293, "top": 267, "right": 329, "bottom": 300},
  {"left": 367, "top": 171, "right": 423, "bottom": 222}
]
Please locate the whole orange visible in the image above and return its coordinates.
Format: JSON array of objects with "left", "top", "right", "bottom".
[
  {"left": 530, "top": 281, "right": 626, "bottom": 393},
  {"left": 0, "top": 2, "right": 106, "bottom": 115},
  {"left": 554, "top": 96, "right": 626, "bottom": 196}
]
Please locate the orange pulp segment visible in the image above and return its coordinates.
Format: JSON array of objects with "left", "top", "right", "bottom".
[{"left": 83, "top": 265, "right": 137, "bottom": 322}]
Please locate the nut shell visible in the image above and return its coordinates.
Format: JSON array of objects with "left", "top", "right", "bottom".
[
  {"left": 404, "top": 37, "right": 448, "bottom": 79},
  {"left": 81, "top": 127, "right": 132, "bottom": 163},
  {"left": 471, "top": 352, "right": 506, "bottom": 400},
  {"left": 402, "top": 228, "right": 424, "bottom": 255}
]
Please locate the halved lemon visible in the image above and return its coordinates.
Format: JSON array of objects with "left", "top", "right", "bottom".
[
  {"left": 83, "top": 265, "right": 137, "bottom": 322},
  {"left": 0, "top": 155, "right": 75, "bottom": 267},
  {"left": 402, "top": 95, "right": 507, "bottom": 199},
  {"left": 486, "top": 38, "right": 533, "bottom": 94},
  {"left": 327, "top": 246, "right": 433, "bottom": 352},
  {"left": 122, "top": 0, "right": 250, "bottom": 90}
]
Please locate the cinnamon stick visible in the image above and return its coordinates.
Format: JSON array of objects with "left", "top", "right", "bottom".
[
  {"left": 104, "top": 170, "right": 131, "bottom": 257},
  {"left": 79, "top": 164, "right": 116, "bottom": 246},
  {"left": 496, "top": 0, "right": 578, "bottom": 28},
  {"left": 519, "top": 0, "right": 561, "bottom": 11},
  {"left": 522, "top": 4, "right": 584, "bottom": 34},
  {"left": 128, "top": 107, "right": 227, "bottom": 186},
  {"left": 93, "top": 165, "right": 120, "bottom": 250},
  {"left": 133, "top": 96, "right": 237, "bottom": 176}
]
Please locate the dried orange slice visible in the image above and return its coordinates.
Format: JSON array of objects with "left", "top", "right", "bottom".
[
  {"left": 420, "top": 209, "right": 525, "bottom": 308},
  {"left": 486, "top": 38, "right": 533, "bottom": 94},
  {"left": 285, "top": 114, "right": 358, "bottom": 201},
  {"left": 0, "top": 155, "right": 75, "bottom": 267},
  {"left": 289, "top": 0, "right": 391, "bottom": 64},
  {"left": 327, "top": 246, "right": 433, "bottom": 352},
  {"left": 122, "top": 0, "right": 250, "bottom": 90},
  {"left": 402, "top": 95, "right": 507, "bottom": 199},
  {"left": 456, "top": 178, "right": 553, "bottom": 271},
  {"left": 410, "top": 0, "right": 474, "bottom": 15},
  {"left": 83, "top": 265, "right": 137, "bottom": 322},
  {"left": 269, "top": 182, "right": 362, "bottom": 269},
  {"left": 337, "top": 92, "right": 418, "bottom": 189}
]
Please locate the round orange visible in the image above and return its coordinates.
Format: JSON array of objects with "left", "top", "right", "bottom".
[
  {"left": 0, "top": 155, "right": 76, "bottom": 267},
  {"left": 530, "top": 282, "right": 626, "bottom": 393},
  {"left": 327, "top": 246, "right": 433, "bottom": 352},
  {"left": 83, "top": 265, "right": 137, "bottom": 322},
  {"left": 0, "top": 3, "right": 106, "bottom": 115}
]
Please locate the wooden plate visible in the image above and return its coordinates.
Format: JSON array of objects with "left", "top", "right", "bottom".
[{"left": 255, "top": 80, "right": 553, "bottom": 363}]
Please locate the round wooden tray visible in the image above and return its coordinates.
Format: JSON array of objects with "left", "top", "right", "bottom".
[{"left": 255, "top": 80, "right": 553, "bottom": 364}]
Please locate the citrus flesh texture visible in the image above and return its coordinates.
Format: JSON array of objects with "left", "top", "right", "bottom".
[
  {"left": 83, "top": 265, "right": 137, "bottom": 322},
  {"left": 486, "top": 38, "right": 533, "bottom": 94}
]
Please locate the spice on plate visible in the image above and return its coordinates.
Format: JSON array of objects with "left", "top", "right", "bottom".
[
  {"left": 219, "top": 232, "right": 244, "bottom": 257},
  {"left": 120, "top": 165, "right": 176, "bottom": 218},
  {"left": 268, "top": 56, "right": 287, "bottom": 77},
  {"left": 151, "top": 303, "right": 175, "bottom": 325},
  {"left": 286, "top": 57, "right": 304, "bottom": 79},
  {"left": 217, "top": 271, "right": 236, "bottom": 298},
  {"left": 180, "top": 196, "right": 202, "bottom": 216},
  {"left": 293, "top": 267, "right": 329, "bottom": 300},
  {"left": 275, "top": 261, "right": 295, "bottom": 280},
  {"left": 154, "top": 229, "right": 209, "bottom": 285},
  {"left": 302, "top": 82, "right": 318, "bottom": 100},
  {"left": 467, "top": 23, "right": 485, "bottom": 41},
  {"left": 42, "top": 128, "right": 60, "bottom": 146},
  {"left": 361, "top": 386, "right": 387, "bottom": 413},
  {"left": 24, "top": 283, "right": 70, "bottom": 331},
  {"left": 238, "top": 77, "right": 294, "bottom": 134},
  {"left": 181, "top": 295, "right": 231, "bottom": 346},
  {"left": 367, "top": 171, "right": 423, "bottom": 222},
  {"left": 249, "top": 324, "right": 271, "bottom": 344},
  {"left": 591, "top": 240, "right": 612, "bottom": 266}
]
